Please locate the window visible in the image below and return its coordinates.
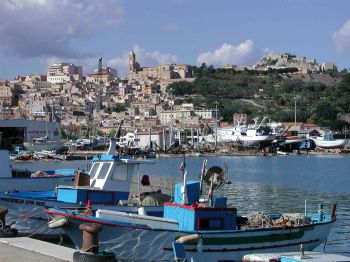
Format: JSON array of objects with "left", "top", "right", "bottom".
[
  {"left": 197, "top": 218, "right": 223, "bottom": 230},
  {"left": 111, "top": 164, "right": 128, "bottom": 181},
  {"left": 97, "top": 163, "right": 112, "bottom": 179},
  {"left": 89, "top": 163, "right": 101, "bottom": 179}
]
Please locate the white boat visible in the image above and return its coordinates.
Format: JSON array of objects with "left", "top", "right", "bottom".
[
  {"left": 0, "top": 149, "right": 75, "bottom": 192},
  {"left": 309, "top": 131, "right": 348, "bottom": 149},
  {"left": 47, "top": 161, "right": 336, "bottom": 261},
  {"left": 116, "top": 132, "right": 140, "bottom": 148},
  {"left": 205, "top": 117, "right": 276, "bottom": 146}
]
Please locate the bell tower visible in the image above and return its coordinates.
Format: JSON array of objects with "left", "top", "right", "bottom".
[
  {"left": 128, "top": 50, "right": 137, "bottom": 81},
  {"left": 128, "top": 50, "right": 136, "bottom": 72}
]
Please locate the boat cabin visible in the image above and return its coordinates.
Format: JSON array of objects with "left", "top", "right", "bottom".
[
  {"left": 56, "top": 154, "right": 154, "bottom": 206},
  {"left": 163, "top": 181, "right": 237, "bottom": 231}
]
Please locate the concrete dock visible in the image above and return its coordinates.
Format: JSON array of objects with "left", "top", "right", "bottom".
[{"left": 0, "top": 237, "right": 75, "bottom": 262}]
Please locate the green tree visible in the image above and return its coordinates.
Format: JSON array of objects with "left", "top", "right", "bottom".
[{"left": 113, "top": 103, "right": 125, "bottom": 112}]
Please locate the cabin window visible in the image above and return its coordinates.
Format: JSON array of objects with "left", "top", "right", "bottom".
[
  {"left": 89, "top": 163, "right": 101, "bottom": 179},
  {"left": 111, "top": 164, "right": 128, "bottom": 181},
  {"left": 97, "top": 163, "right": 112, "bottom": 179},
  {"left": 197, "top": 218, "right": 223, "bottom": 230}
]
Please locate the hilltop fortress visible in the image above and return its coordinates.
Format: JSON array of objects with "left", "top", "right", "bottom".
[{"left": 256, "top": 53, "right": 337, "bottom": 73}]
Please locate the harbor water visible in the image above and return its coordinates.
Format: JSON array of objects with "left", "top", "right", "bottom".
[{"left": 12, "top": 154, "right": 350, "bottom": 255}]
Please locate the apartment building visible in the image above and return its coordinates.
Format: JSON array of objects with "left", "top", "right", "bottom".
[{"left": 47, "top": 63, "right": 83, "bottom": 84}]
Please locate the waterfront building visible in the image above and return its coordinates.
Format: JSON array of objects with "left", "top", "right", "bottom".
[
  {"left": 0, "top": 119, "right": 61, "bottom": 149},
  {"left": 160, "top": 103, "right": 219, "bottom": 126}
]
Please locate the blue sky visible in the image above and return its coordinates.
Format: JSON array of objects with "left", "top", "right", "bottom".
[{"left": 1, "top": 0, "right": 350, "bottom": 79}]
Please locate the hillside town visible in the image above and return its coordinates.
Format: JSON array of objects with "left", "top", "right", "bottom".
[{"left": 0, "top": 50, "right": 348, "bottom": 154}]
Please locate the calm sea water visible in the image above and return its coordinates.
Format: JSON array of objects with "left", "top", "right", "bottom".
[{"left": 12, "top": 154, "right": 350, "bottom": 254}]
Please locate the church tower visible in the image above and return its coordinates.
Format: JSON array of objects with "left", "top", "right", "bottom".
[
  {"left": 128, "top": 50, "right": 136, "bottom": 72},
  {"left": 128, "top": 50, "right": 136, "bottom": 81}
]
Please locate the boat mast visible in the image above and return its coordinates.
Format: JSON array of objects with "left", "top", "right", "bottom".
[{"left": 215, "top": 102, "right": 218, "bottom": 151}]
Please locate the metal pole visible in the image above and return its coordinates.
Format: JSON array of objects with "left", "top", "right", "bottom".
[
  {"left": 170, "top": 89, "right": 173, "bottom": 146},
  {"left": 215, "top": 103, "right": 218, "bottom": 151},
  {"left": 294, "top": 97, "right": 297, "bottom": 126}
]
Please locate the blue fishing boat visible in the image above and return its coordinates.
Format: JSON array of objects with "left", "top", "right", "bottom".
[
  {"left": 46, "top": 160, "right": 336, "bottom": 261},
  {"left": 0, "top": 137, "right": 169, "bottom": 239}
]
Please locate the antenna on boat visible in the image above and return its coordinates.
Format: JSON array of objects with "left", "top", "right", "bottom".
[
  {"left": 181, "top": 154, "right": 188, "bottom": 204},
  {"left": 107, "top": 120, "right": 124, "bottom": 155},
  {"left": 199, "top": 159, "right": 208, "bottom": 196}
]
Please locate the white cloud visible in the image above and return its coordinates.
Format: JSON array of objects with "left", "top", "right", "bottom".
[
  {"left": 0, "top": 0, "right": 123, "bottom": 58},
  {"left": 333, "top": 19, "right": 350, "bottom": 53},
  {"left": 107, "top": 45, "right": 178, "bottom": 76},
  {"left": 196, "top": 40, "right": 267, "bottom": 67}
]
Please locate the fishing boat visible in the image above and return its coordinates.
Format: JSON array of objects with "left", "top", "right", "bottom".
[
  {"left": 0, "top": 137, "right": 169, "bottom": 239},
  {"left": 0, "top": 149, "right": 75, "bottom": 192},
  {"left": 205, "top": 117, "right": 276, "bottom": 147},
  {"left": 309, "top": 131, "right": 348, "bottom": 149},
  {"left": 46, "top": 161, "right": 336, "bottom": 262}
]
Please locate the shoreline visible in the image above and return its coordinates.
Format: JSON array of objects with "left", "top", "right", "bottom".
[{"left": 10, "top": 148, "right": 350, "bottom": 163}]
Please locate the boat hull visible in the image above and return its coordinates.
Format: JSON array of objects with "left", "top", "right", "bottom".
[
  {"left": 53, "top": 212, "right": 334, "bottom": 262},
  {"left": 311, "top": 138, "right": 348, "bottom": 149},
  {"left": 0, "top": 195, "right": 164, "bottom": 239}
]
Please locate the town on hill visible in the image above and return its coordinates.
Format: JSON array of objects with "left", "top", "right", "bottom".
[{"left": 0, "top": 51, "right": 349, "bottom": 146}]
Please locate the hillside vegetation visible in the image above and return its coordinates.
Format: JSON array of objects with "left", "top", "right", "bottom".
[{"left": 168, "top": 64, "right": 350, "bottom": 130}]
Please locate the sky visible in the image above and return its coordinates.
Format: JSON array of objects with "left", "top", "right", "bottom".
[{"left": 1, "top": 0, "right": 350, "bottom": 80}]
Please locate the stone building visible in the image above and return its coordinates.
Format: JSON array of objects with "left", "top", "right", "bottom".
[
  {"left": 0, "top": 82, "right": 14, "bottom": 107},
  {"left": 86, "top": 57, "right": 117, "bottom": 84},
  {"left": 128, "top": 50, "right": 192, "bottom": 84}
]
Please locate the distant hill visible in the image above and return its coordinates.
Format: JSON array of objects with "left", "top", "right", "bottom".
[{"left": 168, "top": 64, "right": 350, "bottom": 130}]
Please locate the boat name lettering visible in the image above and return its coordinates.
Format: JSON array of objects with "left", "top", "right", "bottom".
[{"left": 0, "top": 197, "right": 45, "bottom": 206}]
